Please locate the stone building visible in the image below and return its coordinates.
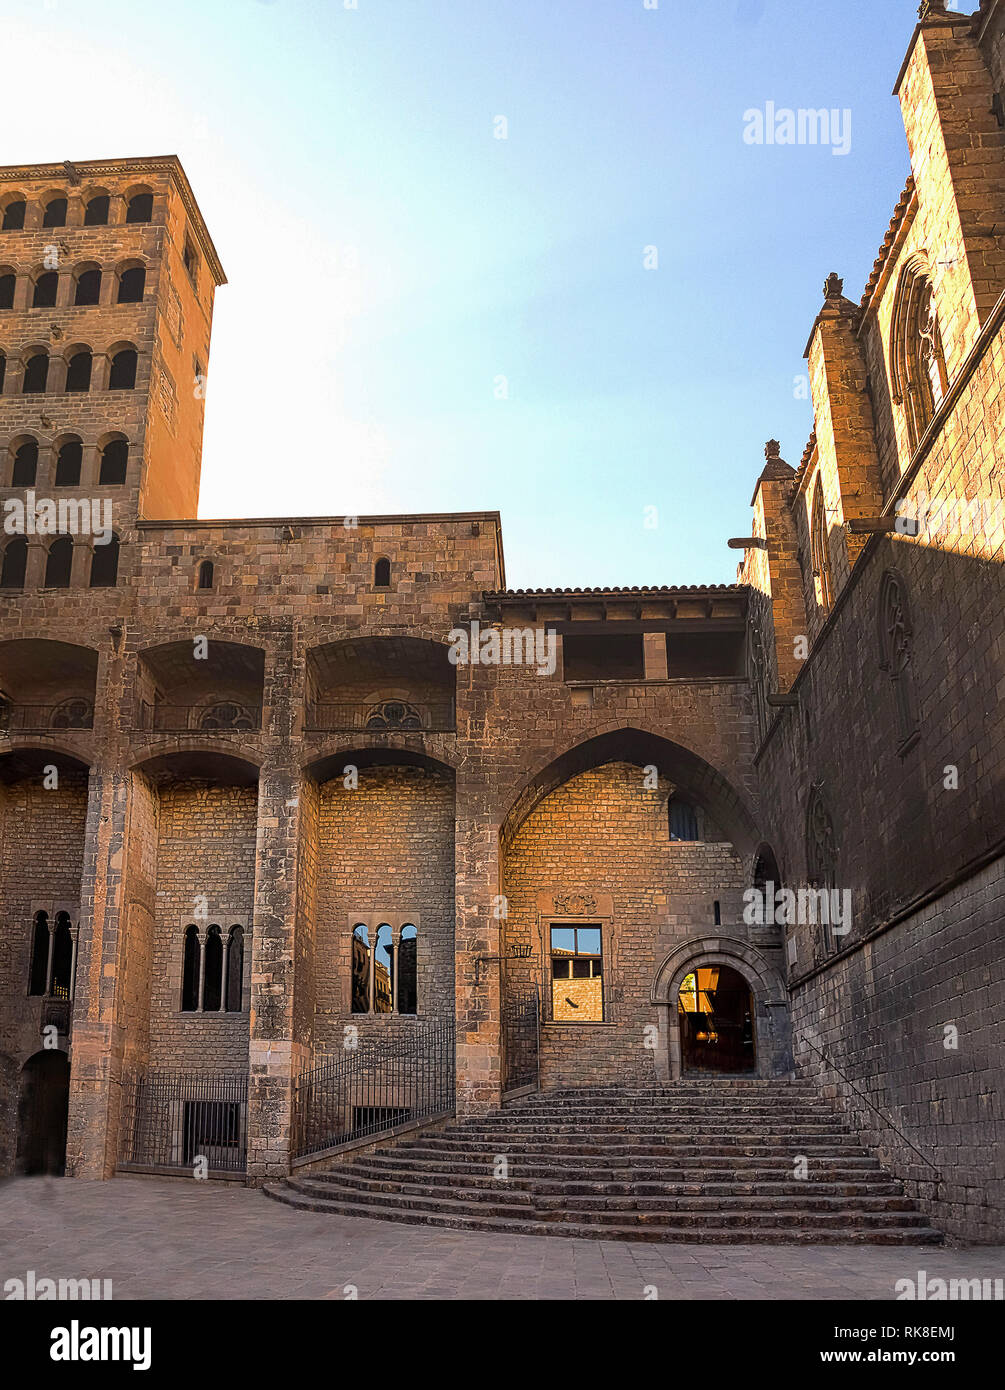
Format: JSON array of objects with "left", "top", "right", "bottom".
[{"left": 0, "top": 0, "right": 1001, "bottom": 1243}]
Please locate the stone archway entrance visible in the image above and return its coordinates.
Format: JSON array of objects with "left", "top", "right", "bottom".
[
  {"left": 651, "top": 936, "right": 791, "bottom": 1081},
  {"left": 677, "top": 964, "right": 755, "bottom": 1073},
  {"left": 16, "top": 1050, "right": 70, "bottom": 1175}
]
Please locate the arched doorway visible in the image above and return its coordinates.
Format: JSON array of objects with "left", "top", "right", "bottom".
[
  {"left": 677, "top": 964, "right": 755, "bottom": 1073},
  {"left": 16, "top": 1051, "right": 70, "bottom": 1175}
]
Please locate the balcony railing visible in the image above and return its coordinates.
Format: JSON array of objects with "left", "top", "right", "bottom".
[
  {"left": 0, "top": 700, "right": 94, "bottom": 733},
  {"left": 304, "top": 697, "right": 455, "bottom": 734},
  {"left": 137, "top": 701, "right": 262, "bottom": 733}
]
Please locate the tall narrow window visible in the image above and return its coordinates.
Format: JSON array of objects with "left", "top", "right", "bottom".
[
  {"left": 54, "top": 440, "right": 83, "bottom": 486},
  {"left": 810, "top": 480, "right": 832, "bottom": 614},
  {"left": 51, "top": 914, "right": 74, "bottom": 998},
  {"left": 668, "top": 797, "right": 700, "bottom": 842},
  {"left": 550, "top": 925, "right": 603, "bottom": 1022},
  {"left": 226, "top": 926, "right": 244, "bottom": 1012},
  {"left": 22, "top": 354, "right": 48, "bottom": 394},
  {"left": 0, "top": 272, "right": 16, "bottom": 308},
  {"left": 202, "top": 926, "right": 223, "bottom": 1011},
  {"left": 44, "top": 536, "right": 73, "bottom": 588},
  {"left": 197, "top": 560, "right": 214, "bottom": 589},
  {"left": 29, "top": 912, "right": 50, "bottom": 995},
  {"left": 398, "top": 924, "right": 417, "bottom": 1015},
  {"left": 2, "top": 200, "right": 26, "bottom": 230},
  {"left": 42, "top": 198, "right": 67, "bottom": 228},
  {"left": 109, "top": 349, "right": 137, "bottom": 389},
  {"left": 374, "top": 556, "right": 391, "bottom": 587},
  {"left": 65, "top": 351, "right": 92, "bottom": 393},
  {"left": 32, "top": 272, "right": 58, "bottom": 308},
  {"left": 117, "top": 267, "right": 145, "bottom": 303},
  {"left": 12, "top": 440, "right": 38, "bottom": 485},
  {"left": 74, "top": 268, "right": 101, "bottom": 306},
  {"left": 181, "top": 925, "right": 200, "bottom": 1011},
  {"left": 878, "top": 570, "right": 919, "bottom": 751},
  {"left": 99, "top": 438, "right": 128, "bottom": 484},
  {"left": 89, "top": 533, "right": 119, "bottom": 587},
  {"left": 84, "top": 195, "right": 109, "bottom": 226},
  {"left": 373, "top": 923, "right": 394, "bottom": 1014},
  {"left": 891, "top": 259, "right": 949, "bottom": 454},
  {"left": 0, "top": 537, "right": 27, "bottom": 589},
  {"left": 126, "top": 193, "right": 153, "bottom": 223},
  {"left": 351, "top": 924, "right": 371, "bottom": 1014}
]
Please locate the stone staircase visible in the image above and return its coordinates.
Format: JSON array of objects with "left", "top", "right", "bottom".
[{"left": 263, "top": 1079, "right": 943, "bottom": 1244}]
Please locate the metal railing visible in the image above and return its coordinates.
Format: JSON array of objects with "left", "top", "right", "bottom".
[
  {"left": 119, "top": 1070, "right": 249, "bottom": 1174},
  {"left": 292, "top": 1019, "right": 455, "bottom": 1159},
  {"left": 304, "top": 698, "right": 455, "bottom": 733},
  {"left": 0, "top": 701, "right": 93, "bottom": 732},
  {"left": 502, "top": 985, "right": 540, "bottom": 1095},
  {"left": 136, "top": 701, "right": 262, "bottom": 733}
]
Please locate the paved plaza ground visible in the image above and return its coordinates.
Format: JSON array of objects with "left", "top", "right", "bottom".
[{"left": 0, "top": 1175, "right": 1001, "bottom": 1301}]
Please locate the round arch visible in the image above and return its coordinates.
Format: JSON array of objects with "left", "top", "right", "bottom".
[{"left": 650, "top": 935, "right": 790, "bottom": 1081}]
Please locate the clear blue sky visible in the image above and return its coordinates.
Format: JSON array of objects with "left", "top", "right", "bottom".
[{"left": 5, "top": 0, "right": 941, "bottom": 588}]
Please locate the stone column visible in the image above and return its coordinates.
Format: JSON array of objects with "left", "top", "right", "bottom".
[{"left": 454, "top": 766, "right": 503, "bottom": 1117}]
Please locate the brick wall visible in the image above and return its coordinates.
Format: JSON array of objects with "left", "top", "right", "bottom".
[{"left": 312, "top": 764, "right": 455, "bottom": 1049}]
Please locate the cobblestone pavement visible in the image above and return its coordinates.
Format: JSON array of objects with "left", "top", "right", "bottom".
[{"left": 0, "top": 1176, "right": 1001, "bottom": 1301}]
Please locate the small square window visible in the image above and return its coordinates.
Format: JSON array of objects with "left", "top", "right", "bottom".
[{"left": 550, "top": 924, "right": 603, "bottom": 1022}]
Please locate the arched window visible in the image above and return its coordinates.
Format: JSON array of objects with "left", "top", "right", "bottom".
[
  {"left": 116, "top": 266, "right": 145, "bottom": 303},
  {"left": 74, "top": 267, "right": 101, "bottom": 306},
  {"left": 225, "top": 926, "right": 244, "bottom": 1011},
  {"left": 0, "top": 271, "right": 15, "bottom": 309},
  {"left": 83, "top": 195, "right": 109, "bottom": 226},
  {"left": 878, "top": 569, "right": 919, "bottom": 750},
  {"left": 29, "top": 912, "right": 50, "bottom": 995},
  {"left": 0, "top": 537, "right": 27, "bottom": 589},
  {"left": 351, "top": 924, "right": 371, "bottom": 1014},
  {"left": 891, "top": 260, "right": 949, "bottom": 453},
  {"left": 32, "top": 272, "right": 58, "bottom": 308},
  {"left": 668, "top": 797, "right": 700, "bottom": 842},
  {"left": 181, "top": 925, "right": 200, "bottom": 1011},
  {"left": 44, "top": 536, "right": 73, "bottom": 588},
  {"left": 373, "top": 923, "right": 394, "bottom": 1014},
  {"left": 203, "top": 926, "right": 223, "bottom": 1011},
  {"left": 51, "top": 913, "right": 74, "bottom": 998},
  {"left": 12, "top": 439, "right": 38, "bottom": 485},
  {"left": 99, "top": 438, "right": 128, "bottom": 484},
  {"left": 1, "top": 200, "right": 26, "bottom": 230},
  {"left": 65, "top": 350, "right": 92, "bottom": 393},
  {"left": 109, "top": 348, "right": 137, "bottom": 389},
  {"left": 22, "top": 353, "right": 48, "bottom": 394},
  {"left": 54, "top": 439, "right": 83, "bottom": 486},
  {"left": 398, "top": 924, "right": 417, "bottom": 1015},
  {"left": 374, "top": 556, "right": 391, "bottom": 587},
  {"left": 42, "top": 197, "right": 67, "bottom": 228},
  {"left": 89, "top": 533, "right": 119, "bottom": 587},
  {"left": 197, "top": 559, "right": 214, "bottom": 589},
  {"left": 126, "top": 193, "right": 153, "bottom": 224},
  {"left": 810, "top": 479, "right": 832, "bottom": 614}
]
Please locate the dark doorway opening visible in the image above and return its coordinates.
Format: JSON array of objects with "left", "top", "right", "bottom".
[
  {"left": 678, "top": 964, "right": 755, "bottom": 1073},
  {"left": 15, "top": 1050, "right": 70, "bottom": 1175}
]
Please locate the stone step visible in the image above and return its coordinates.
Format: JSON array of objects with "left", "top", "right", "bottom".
[
  {"left": 329, "top": 1163, "right": 903, "bottom": 1198},
  {"left": 263, "top": 1184, "right": 943, "bottom": 1246},
  {"left": 349, "top": 1156, "right": 889, "bottom": 1184},
  {"left": 398, "top": 1139, "right": 873, "bottom": 1159},
  {"left": 316, "top": 1172, "right": 913, "bottom": 1212}
]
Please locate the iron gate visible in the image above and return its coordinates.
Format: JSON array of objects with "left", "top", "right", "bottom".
[{"left": 502, "top": 981, "right": 540, "bottom": 1095}]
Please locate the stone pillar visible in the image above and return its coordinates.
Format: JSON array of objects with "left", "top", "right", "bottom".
[
  {"left": 245, "top": 629, "right": 310, "bottom": 1181},
  {"left": 747, "top": 442, "right": 808, "bottom": 693},
  {"left": 454, "top": 767, "right": 502, "bottom": 1117},
  {"left": 806, "top": 276, "right": 886, "bottom": 580}
]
